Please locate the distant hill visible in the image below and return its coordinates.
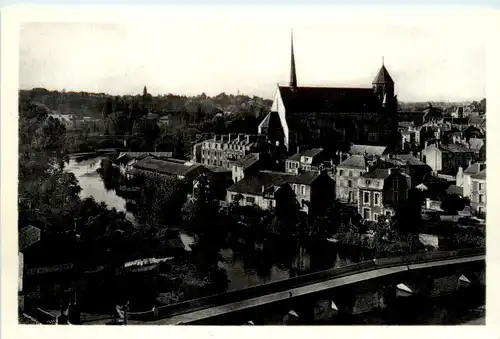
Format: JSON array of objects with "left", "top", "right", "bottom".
[{"left": 19, "top": 88, "right": 273, "bottom": 120}]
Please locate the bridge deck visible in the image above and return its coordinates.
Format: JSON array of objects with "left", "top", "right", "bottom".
[{"left": 148, "top": 254, "right": 484, "bottom": 325}]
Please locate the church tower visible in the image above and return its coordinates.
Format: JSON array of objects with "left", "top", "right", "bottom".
[
  {"left": 372, "top": 58, "right": 395, "bottom": 110},
  {"left": 289, "top": 31, "right": 297, "bottom": 90}
]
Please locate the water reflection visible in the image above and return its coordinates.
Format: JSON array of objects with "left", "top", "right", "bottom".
[
  {"left": 64, "top": 157, "right": 369, "bottom": 294},
  {"left": 65, "top": 157, "right": 136, "bottom": 224}
]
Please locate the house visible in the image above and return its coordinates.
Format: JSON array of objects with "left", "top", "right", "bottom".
[
  {"left": 232, "top": 153, "right": 261, "bottom": 183},
  {"left": 116, "top": 152, "right": 173, "bottom": 176},
  {"left": 375, "top": 154, "right": 432, "bottom": 187},
  {"left": 470, "top": 169, "right": 486, "bottom": 216},
  {"left": 335, "top": 154, "right": 368, "bottom": 204},
  {"left": 258, "top": 111, "right": 285, "bottom": 148},
  {"left": 130, "top": 156, "right": 210, "bottom": 181},
  {"left": 285, "top": 148, "right": 328, "bottom": 174},
  {"left": 199, "top": 133, "right": 266, "bottom": 170},
  {"left": 357, "top": 168, "right": 411, "bottom": 222},
  {"left": 457, "top": 162, "right": 486, "bottom": 198},
  {"left": 226, "top": 170, "right": 335, "bottom": 214},
  {"left": 421, "top": 143, "right": 475, "bottom": 175}
]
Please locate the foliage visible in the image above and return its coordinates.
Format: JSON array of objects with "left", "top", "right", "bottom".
[
  {"left": 133, "top": 174, "right": 189, "bottom": 232},
  {"left": 440, "top": 193, "right": 470, "bottom": 215}
]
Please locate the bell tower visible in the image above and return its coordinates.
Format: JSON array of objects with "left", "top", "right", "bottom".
[{"left": 372, "top": 57, "right": 395, "bottom": 110}]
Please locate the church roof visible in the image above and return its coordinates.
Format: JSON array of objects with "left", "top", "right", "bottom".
[
  {"left": 372, "top": 65, "right": 394, "bottom": 84},
  {"left": 258, "top": 111, "right": 281, "bottom": 129},
  {"left": 278, "top": 86, "right": 383, "bottom": 114}
]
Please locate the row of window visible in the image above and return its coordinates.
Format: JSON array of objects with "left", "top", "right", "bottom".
[
  {"left": 203, "top": 142, "right": 250, "bottom": 151},
  {"left": 292, "top": 183, "right": 306, "bottom": 195},
  {"left": 362, "top": 208, "right": 393, "bottom": 221},
  {"left": 230, "top": 194, "right": 275, "bottom": 207},
  {"left": 363, "top": 191, "right": 381, "bottom": 205}
]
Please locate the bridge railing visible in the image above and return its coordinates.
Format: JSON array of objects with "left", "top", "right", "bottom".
[{"left": 126, "top": 247, "right": 485, "bottom": 321}]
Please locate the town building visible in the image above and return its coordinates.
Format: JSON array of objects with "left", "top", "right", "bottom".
[
  {"left": 258, "top": 33, "right": 399, "bottom": 154},
  {"left": 199, "top": 133, "right": 266, "bottom": 170},
  {"left": 357, "top": 168, "right": 411, "bottom": 222},
  {"left": 470, "top": 169, "right": 486, "bottom": 216},
  {"left": 116, "top": 152, "right": 173, "bottom": 176},
  {"left": 456, "top": 162, "right": 486, "bottom": 198},
  {"left": 226, "top": 170, "right": 335, "bottom": 214},
  {"left": 284, "top": 148, "right": 330, "bottom": 174},
  {"left": 421, "top": 143, "right": 475, "bottom": 175},
  {"left": 374, "top": 154, "right": 432, "bottom": 188},
  {"left": 335, "top": 155, "right": 368, "bottom": 204},
  {"left": 231, "top": 153, "right": 272, "bottom": 184}
]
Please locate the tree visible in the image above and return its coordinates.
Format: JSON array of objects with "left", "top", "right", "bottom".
[{"left": 440, "top": 193, "right": 469, "bottom": 215}]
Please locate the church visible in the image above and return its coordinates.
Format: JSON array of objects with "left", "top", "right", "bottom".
[{"left": 258, "top": 33, "right": 400, "bottom": 155}]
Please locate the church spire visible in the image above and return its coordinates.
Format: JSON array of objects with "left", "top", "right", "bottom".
[{"left": 289, "top": 30, "right": 297, "bottom": 90}]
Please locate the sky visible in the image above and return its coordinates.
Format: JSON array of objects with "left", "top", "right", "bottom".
[{"left": 19, "top": 21, "right": 486, "bottom": 102}]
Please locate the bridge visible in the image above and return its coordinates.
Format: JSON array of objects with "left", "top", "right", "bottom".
[{"left": 89, "top": 247, "right": 484, "bottom": 325}]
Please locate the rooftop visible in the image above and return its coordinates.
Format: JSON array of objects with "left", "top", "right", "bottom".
[
  {"left": 362, "top": 168, "right": 392, "bottom": 179},
  {"left": 287, "top": 148, "right": 324, "bottom": 161},
  {"left": 133, "top": 156, "right": 202, "bottom": 177},
  {"left": 350, "top": 144, "right": 387, "bottom": 157},
  {"left": 372, "top": 65, "right": 394, "bottom": 84},
  {"left": 227, "top": 170, "right": 321, "bottom": 195},
  {"left": 471, "top": 169, "right": 486, "bottom": 180},
  {"left": 234, "top": 153, "right": 260, "bottom": 169},
  {"left": 278, "top": 86, "right": 383, "bottom": 115},
  {"left": 337, "top": 154, "right": 367, "bottom": 170}
]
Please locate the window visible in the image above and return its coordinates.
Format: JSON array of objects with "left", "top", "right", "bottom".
[
  {"left": 246, "top": 196, "right": 255, "bottom": 204},
  {"left": 348, "top": 180, "right": 352, "bottom": 188},
  {"left": 231, "top": 194, "right": 237, "bottom": 201},
  {"left": 393, "top": 177, "right": 399, "bottom": 190},
  {"left": 269, "top": 200, "right": 274, "bottom": 208},
  {"left": 368, "top": 132, "right": 378, "bottom": 142},
  {"left": 366, "top": 180, "right": 371, "bottom": 185},
  {"left": 374, "top": 193, "right": 380, "bottom": 205},
  {"left": 339, "top": 170, "right": 344, "bottom": 176},
  {"left": 373, "top": 213, "right": 379, "bottom": 222},
  {"left": 348, "top": 191, "right": 353, "bottom": 202},
  {"left": 349, "top": 171, "right": 353, "bottom": 177},
  {"left": 393, "top": 191, "right": 399, "bottom": 203},
  {"left": 293, "top": 184, "right": 297, "bottom": 193},
  {"left": 479, "top": 194, "right": 484, "bottom": 203},
  {"left": 479, "top": 183, "right": 485, "bottom": 190},
  {"left": 363, "top": 208, "right": 370, "bottom": 220},
  {"left": 301, "top": 185, "right": 305, "bottom": 195},
  {"left": 364, "top": 192, "right": 370, "bottom": 204},
  {"left": 385, "top": 211, "right": 392, "bottom": 217}
]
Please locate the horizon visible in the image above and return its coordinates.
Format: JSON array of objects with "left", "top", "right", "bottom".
[{"left": 19, "top": 22, "right": 486, "bottom": 102}]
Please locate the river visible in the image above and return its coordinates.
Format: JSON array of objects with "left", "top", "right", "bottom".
[
  {"left": 64, "top": 156, "right": 358, "bottom": 292},
  {"left": 64, "top": 156, "right": 485, "bottom": 324}
]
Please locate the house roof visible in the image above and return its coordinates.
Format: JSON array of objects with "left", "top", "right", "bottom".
[
  {"left": 350, "top": 144, "right": 387, "bottom": 157},
  {"left": 278, "top": 86, "right": 383, "bottom": 114},
  {"left": 372, "top": 65, "right": 394, "bottom": 84},
  {"left": 227, "top": 171, "right": 296, "bottom": 195},
  {"left": 471, "top": 169, "right": 486, "bottom": 180},
  {"left": 395, "top": 154, "right": 427, "bottom": 166},
  {"left": 337, "top": 154, "right": 367, "bottom": 170},
  {"left": 133, "top": 156, "right": 202, "bottom": 177},
  {"left": 117, "top": 152, "right": 173, "bottom": 161},
  {"left": 362, "top": 168, "right": 392, "bottom": 179},
  {"left": 234, "top": 153, "right": 260, "bottom": 169},
  {"left": 286, "top": 148, "right": 324, "bottom": 162},
  {"left": 446, "top": 185, "right": 464, "bottom": 196},
  {"left": 227, "top": 170, "right": 320, "bottom": 195},
  {"left": 288, "top": 171, "right": 321, "bottom": 185},
  {"left": 469, "top": 116, "right": 486, "bottom": 126},
  {"left": 463, "top": 162, "right": 486, "bottom": 175},
  {"left": 438, "top": 143, "right": 473, "bottom": 153}
]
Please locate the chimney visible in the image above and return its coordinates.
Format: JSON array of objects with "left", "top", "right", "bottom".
[
  {"left": 246, "top": 135, "right": 250, "bottom": 143},
  {"left": 262, "top": 185, "right": 265, "bottom": 194},
  {"left": 213, "top": 135, "right": 217, "bottom": 141}
]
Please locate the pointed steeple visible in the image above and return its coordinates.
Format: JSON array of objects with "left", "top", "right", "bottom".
[
  {"left": 373, "top": 59, "right": 394, "bottom": 84},
  {"left": 289, "top": 30, "right": 297, "bottom": 90}
]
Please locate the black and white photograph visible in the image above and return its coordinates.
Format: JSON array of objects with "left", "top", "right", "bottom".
[{"left": 5, "top": 6, "right": 492, "bottom": 328}]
